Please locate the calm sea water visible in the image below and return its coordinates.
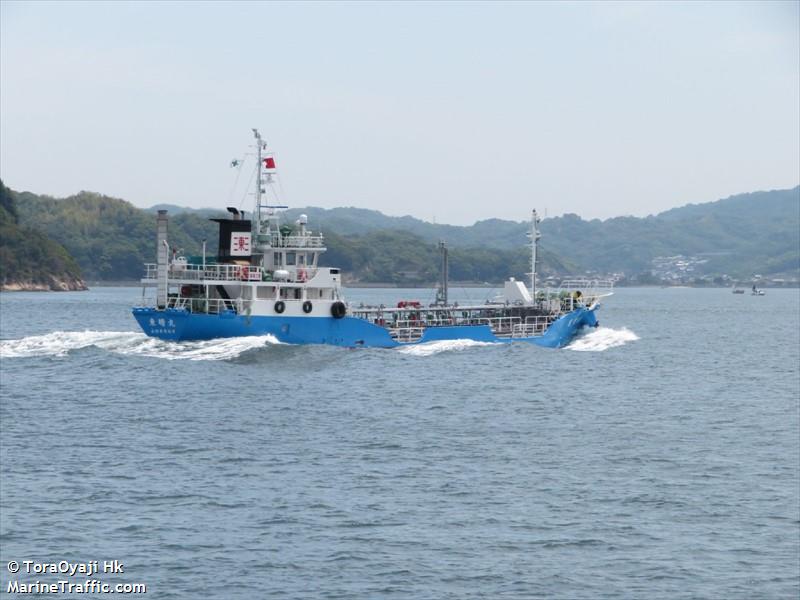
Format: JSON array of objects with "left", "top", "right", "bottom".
[{"left": 1, "top": 286, "right": 798, "bottom": 598}]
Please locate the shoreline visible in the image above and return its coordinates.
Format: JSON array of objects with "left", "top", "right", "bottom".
[{"left": 1, "top": 278, "right": 88, "bottom": 292}]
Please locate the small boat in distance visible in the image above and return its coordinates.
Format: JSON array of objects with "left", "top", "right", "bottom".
[
  {"left": 751, "top": 285, "right": 765, "bottom": 296},
  {"left": 132, "top": 129, "right": 614, "bottom": 348},
  {"left": 732, "top": 284, "right": 745, "bottom": 294}
]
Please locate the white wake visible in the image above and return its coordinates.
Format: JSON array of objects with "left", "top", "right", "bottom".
[
  {"left": 396, "top": 339, "right": 498, "bottom": 356},
  {"left": 565, "top": 327, "right": 639, "bottom": 352},
  {"left": 0, "top": 330, "right": 281, "bottom": 361}
]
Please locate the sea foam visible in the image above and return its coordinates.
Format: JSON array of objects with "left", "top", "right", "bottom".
[
  {"left": 395, "top": 339, "right": 498, "bottom": 357},
  {"left": 565, "top": 327, "right": 639, "bottom": 352},
  {"left": 0, "top": 331, "right": 281, "bottom": 361}
]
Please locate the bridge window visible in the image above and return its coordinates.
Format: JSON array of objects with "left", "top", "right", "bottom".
[
  {"left": 273, "top": 252, "right": 282, "bottom": 266},
  {"left": 286, "top": 252, "right": 296, "bottom": 266}
]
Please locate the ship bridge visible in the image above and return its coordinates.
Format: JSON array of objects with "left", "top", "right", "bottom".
[{"left": 255, "top": 214, "right": 327, "bottom": 282}]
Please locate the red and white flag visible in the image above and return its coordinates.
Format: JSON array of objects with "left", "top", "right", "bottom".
[{"left": 263, "top": 157, "right": 276, "bottom": 169}]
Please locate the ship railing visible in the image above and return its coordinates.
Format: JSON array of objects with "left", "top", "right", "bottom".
[
  {"left": 478, "top": 316, "right": 523, "bottom": 336},
  {"left": 537, "top": 298, "right": 564, "bottom": 314},
  {"left": 143, "top": 264, "right": 158, "bottom": 279},
  {"left": 558, "top": 278, "right": 614, "bottom": 301},
  {"left": 512, "top": 316, "right": 555, "bottom": 337},
  {"left": 390, "top": 326, "right": 425, "bottom": 343},
  {"left": 392, "top": 319, "right": 425, "bottom": 330},
  {"left": 382, "top": 314, "right": 554, "bottom": 340},
  {"left": 387, "top": 314, "right": 533, "bottom": 332},
  {"left": 390, "top": 311, "right": 485, "bottom": 328},
  {"left": 135, "top": 294, "right": 244, "bottom": 315},
  {"left": 389, "top": 316, "right": 455, "bottom": 329},
  {"left": 169, "top": 295, "right": 244, "bottom": 314},
  {"left": 270, "top": 234, "right": 326, "bottom": 248},
  {"left": 143, "top": 263, "right": 264, "bottom": 282}
]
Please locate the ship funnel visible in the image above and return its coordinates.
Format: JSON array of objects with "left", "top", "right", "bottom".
[{"left": 156, "top": 210, "right": 169, "bottom": 309}]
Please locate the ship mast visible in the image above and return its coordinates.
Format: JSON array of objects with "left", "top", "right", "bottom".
[
  {"left": 251, "top": 129, "right": 286, "bottom": 236},
  {"left": 530, "top": 209, "right": 541, "bottom": 301},
  {"left": 253, "top": 128, "right": 263, "bottom": 236}
]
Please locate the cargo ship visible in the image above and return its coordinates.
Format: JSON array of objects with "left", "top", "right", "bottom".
[{"left": 133, "top": 130, "right": 612, "bottom": 348}]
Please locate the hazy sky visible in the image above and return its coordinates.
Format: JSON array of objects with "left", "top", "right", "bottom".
[{"left": 1, "top": 1, "right": 798, "bottom": 225}]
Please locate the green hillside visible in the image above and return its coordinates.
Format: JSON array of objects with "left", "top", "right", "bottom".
[
  {"left": 542, "top": 188, "right": 800, "bottom": 277},
  {"left": 0, "top": 182, "right": 86, "bottom": 291},
  {"left": 321, "top": 229, "right": 574, "bottom": 284},
  {"left": 15, "top": 190, "right": 573, "bottom": 283},
  {"left": 282, "top": 187, "right": 800, "bottom": 278},
  {"left": 15, "top": 191, "right": 221, "bottom": 281},
  {"left": 9, "top": 185, "right": 800, "bottom": 284}
]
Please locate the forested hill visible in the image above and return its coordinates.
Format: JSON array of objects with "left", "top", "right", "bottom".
[
  {"left": 6, "top": 185, "right": 799, "bottom": 284},
  {"left": 164, "top": 186, "right": 799, "bottom": 279},
  {"left": 0, "top": 182, "right": 86, "bottom": 291},
  {"left": 543, "top": 187, "right": 799, "bottom": 277},
  {"left": 13, "top": 190, "right": 222, "bottom": 281},
  {"left": 281, "top": 187, "right": 800, "bottom": 277},
  {"left": 12, "top": 189, "right": 574, "bottom": 283}
]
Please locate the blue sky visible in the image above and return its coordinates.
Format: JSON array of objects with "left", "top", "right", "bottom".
[{"left": 1, "top": 1, "right": 798, "bottom": 224}]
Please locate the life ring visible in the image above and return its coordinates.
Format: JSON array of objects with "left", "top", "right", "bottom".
[
  {"left": 297, "top": 269, "right": 307, "bottom": 282},
  {"left": 302, "top": 300, "right": 313, "bottom": 314},
  {"left": 274, "top": 300, "right": 286, "bottom": 314},
  {"left": 331, "top": 301, "right": 346, "bottom": 319}
]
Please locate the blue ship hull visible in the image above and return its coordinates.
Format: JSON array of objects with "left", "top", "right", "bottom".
[{"left": 132, "top": 306, "right": 598, "bottom": 348}]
